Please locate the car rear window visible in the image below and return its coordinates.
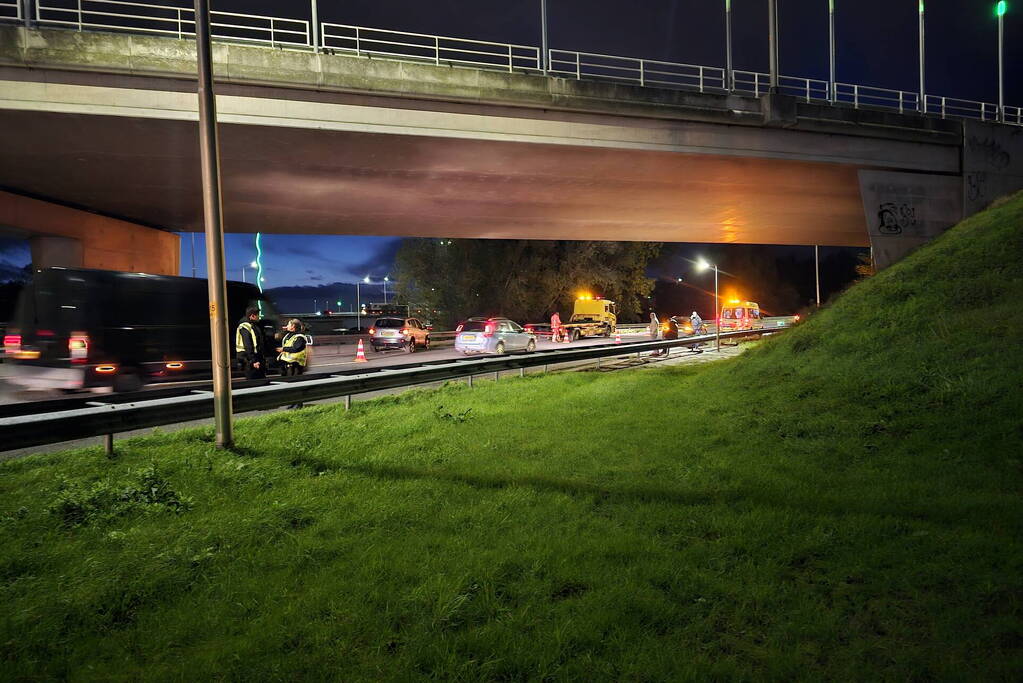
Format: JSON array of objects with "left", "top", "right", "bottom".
[
  {"left": 375, "top": 318, "right": 404, "bottom": 328},
  {"left": 460, "top": 321, "right": 487, "bottom": 332}
]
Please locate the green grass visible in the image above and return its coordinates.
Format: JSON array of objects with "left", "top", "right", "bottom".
[{"left": 3, "top": 194, "right": 1023, "bottom": 680}]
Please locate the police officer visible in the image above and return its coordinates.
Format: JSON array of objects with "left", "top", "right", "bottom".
[
  {"left": 277, "top": 318, "right": 309, "bottom": 409},
  {"left": 235, "top": 307, "right": 266, "bottom": 379}
]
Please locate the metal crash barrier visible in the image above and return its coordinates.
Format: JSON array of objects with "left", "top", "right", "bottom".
[{"left": 0, "top": 327, "right": 788, "bottom": 452}]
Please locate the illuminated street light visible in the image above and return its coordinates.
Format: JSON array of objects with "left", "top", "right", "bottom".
[
  {"left": 919, "top": 0, "right": 926, "bottom": 112},
  {"left": 695, "top": 259, "right": 720, "bottom": 352}
]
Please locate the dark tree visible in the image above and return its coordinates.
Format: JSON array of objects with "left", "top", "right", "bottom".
[{"left": 394, "top": 239, "right": 661, "bottom": 327}]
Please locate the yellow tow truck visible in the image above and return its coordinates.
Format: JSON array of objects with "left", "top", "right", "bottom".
[{"left": 560, "top": 296, "right": 617, "bottom": 341}]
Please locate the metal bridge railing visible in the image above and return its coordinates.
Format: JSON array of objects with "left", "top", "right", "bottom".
[
  {"left": 549, "top": 49, "right": 726, "bottom": 93},
  {"left": 33, "top": 0, "right": 309, "bottom": 48},
  {"left": 0, "top": 0, "right": 1019, "bottom": 127},
  {"left": 0, "top": 0, "right": 19, "bottom": 21},
  {"left": 320, "top": 22, "right": 539, "bottom": 73}
]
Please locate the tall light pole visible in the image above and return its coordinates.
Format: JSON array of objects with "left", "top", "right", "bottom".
[
  {"left": 696, "top": 259, "right": 720, "bottom": 352},
  {"left": 725, "top": 0, "right": 733, "bottom": 90},
  {"left": 194, "top": 0, "right": 233, "bottom": 448},
  {"left": 829, "top": 0, "right": 836, "bottom": 102},
  {"left": 997, "top": 1, "right": 1007, "bottom": 122},
  {"left": 241, "top": 260, "right": 256, "bottom": 283},
  {"left": 383, "top": 276, "right": 390, "bottom": 305},
  {"left": 358, "top": 276, "right": 369, "bottom": 331},
  {"left": 768, "top": 0, "right": 779, "bottom": 93},
  {"left": 540, "top": 0, "right": 548, "bottom": 74},
  {"left": 918, "top": 0, "right": 926, "bottom": 112},
  {"left": 815, "top": 246, "right": 821, "bottom": 307}
]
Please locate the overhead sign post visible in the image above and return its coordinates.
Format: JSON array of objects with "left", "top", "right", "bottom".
[{"left": 194, "top": 0, "right": 234, "bottom": 448}]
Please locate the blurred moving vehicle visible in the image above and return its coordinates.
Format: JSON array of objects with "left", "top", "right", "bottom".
[
  {"left": 2, "top": 267, "right": 278, "bottom": 392},
  {"left": 718, "top": 300, "right": 764, "bottom": 331},
  {"left": 368, "top": 316, "right": 430, "bottom": 353},
  {"left": 455, "top": 317, "right": 536, "bottom": 355}
]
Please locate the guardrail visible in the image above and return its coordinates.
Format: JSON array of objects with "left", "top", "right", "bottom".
[
  {"left": 321, "top": 22, "right": 539, "bottom": 73},
  {"left": 1, "top": 327, "right": 787, "bottom": 452},
  {"left": 34, "top": 0, "right": 309, "bottom": 48},
  {"left": 1, "top": 1, "right": 1018, "bottom": 127},
  {"left": 0, "top": 0, "right": 20, "bottom": 21}
]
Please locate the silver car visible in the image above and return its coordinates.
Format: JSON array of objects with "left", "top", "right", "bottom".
[{"left": 455, "top": 317, "right": 536, "bottom": 355}]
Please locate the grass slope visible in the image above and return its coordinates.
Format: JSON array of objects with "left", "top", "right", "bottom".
[{"left": 2, "top": 194, "right": 1023, "bottom": 680}]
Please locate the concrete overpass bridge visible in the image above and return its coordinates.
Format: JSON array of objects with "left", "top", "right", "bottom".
[{"left": 1, "top": 11, "right": 1021, "bottom": 274}]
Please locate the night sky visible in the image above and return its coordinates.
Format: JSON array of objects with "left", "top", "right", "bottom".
[{"left": 1, "top": 0, "right": 1018, "bottom": 293}]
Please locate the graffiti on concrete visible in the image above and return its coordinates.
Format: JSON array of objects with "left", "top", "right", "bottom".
[
  {"left": 967, "top": 172, "right": 988, "bottom": 203},
  {"left": 877, "top": 202, "right": 916, "bottom": 235},
  {"left": 967, "top": 136, "right": 1011, "bottom": 170}
]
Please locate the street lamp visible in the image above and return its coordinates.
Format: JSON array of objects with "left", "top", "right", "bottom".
[
  {"left": 241, "top": 260, "right": 257, "bottom": 283},
  {"left": 997, "top": 1, "right": 1007, "bottom": 122},
  {"left": 383, "top": 276, "right": 390, "bottom": 305},
  {"left": 918, "top": 0, "right": 926, "bottom": 113},
  {"left": 357, "top": 276, "right": 369, "bottom": 332},
  {"left": 696, "top": 259, "right": 720, "bottom": 352}
]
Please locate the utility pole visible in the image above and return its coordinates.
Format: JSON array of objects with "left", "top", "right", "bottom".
[
  {"left": 310, "top": 0, "right": 319, "bottom": 52},
  {"left": 194, "top": 0, "right": 233, "bottom": 448}
]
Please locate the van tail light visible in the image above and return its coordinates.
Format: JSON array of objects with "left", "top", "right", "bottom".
[
  {"left": 400, "top": 328, "right": 409, "bottom": 335},
  {"left": 3, "top": 334, "right": 20, "bottom": 354},
  {"left": 483, "top": 322, "right": 496, "bottom": 338},
  {"left": 368, "top": 328, "right": 375, "bottom": 335},
  {"left": 69, "top": 334, "right": 89, "bottom": 364}
]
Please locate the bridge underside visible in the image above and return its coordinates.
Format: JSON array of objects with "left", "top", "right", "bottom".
[{"left": 0, "top": 108, "right": 869, "bottom": 247}]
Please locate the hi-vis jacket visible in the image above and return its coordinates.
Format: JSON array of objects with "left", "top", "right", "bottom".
[
  {"left": 279, "top": 332, "right": 308, "bottom": 366},
  {"left": 235, "top": 320, "right": 264, "bottom": 356}
]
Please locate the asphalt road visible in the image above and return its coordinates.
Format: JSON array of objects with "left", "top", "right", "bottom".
[{"left": 0, "top": 331, "right": 654, "bottom": 406}]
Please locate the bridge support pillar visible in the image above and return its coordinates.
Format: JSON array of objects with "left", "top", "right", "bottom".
[{"left": 30, "top": 235, "right": 83, "bottom": 269}]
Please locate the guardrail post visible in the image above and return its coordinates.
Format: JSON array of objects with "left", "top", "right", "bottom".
[
  {"left": 177, "top": 8, "right": 182, "bottom": 39},
  {"left": 435, "top": 36, "right": 440, "bottom": 65},
  {"left": 575, "top": 51, "right": 580, "bottom": 79},
  {"left": 507, "top": 43, "right": 512, "bottom": 72},
  {"left": 104, "top": 433, "right": 114, "bottom": 456},
  {"left": 344, "top": 395, "right": 350, "bottom": 410},
  {"left": 355, "top": 26, "right": 360, "bottom": 55},
  {"left": 941, "top": 96, "right": 946, "bottom": 119},
  {"left": 899, "top": 91, "right": 904, "bottom": 114},
  {"left": 853, "top": 85, "right": 859, "bottom": 109},
  {"left": 595, "top": 356, "right": 601, "bottom": 370},
  {"left": 699, "top": 66, "right": 704, "bottom": 93},
  {"left": 467, "top": 374, "right": 473, "bottom": 388},
  {"left": 519, "top": 368, "right": 524, "bottom": 378},
  {"left": 76, "top": 0, "right": 82, "bottom": 30},
  {"left": 639, "top": 59, "right": 645, "bottom": 87},
  {"left": 493, "top": 371, "right": 499, "bottom": 381}
]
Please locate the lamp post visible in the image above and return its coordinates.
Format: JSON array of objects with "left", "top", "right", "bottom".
[
  {"left": 383, "top": 276, "right": 390, "bottom": 305},
  {"left": 997, "top": 1, "right": 1007, "bottom": 122},
  {"left": 725, "top": 0, "right": 732, "bottom": 90},
  {"left": 357, "top": 276, "right": 369, "bottom": 332},
  {"left": 815, "top": 246, "right": 821, "bottom": 307},
  {"left": 241, "top": 260, "right": 257, "bottom": 283},
  {"left": 540, "top": 0, "right": 548, "bottom": 74},
  {"left": 768, "top": 0, "right": 779, "bottom": 93},
  {"left": 918, "top": 0, "right": 926, "bottom": 113},
  {"left": 696, "top": 259, "right": 720, "bottom": 352},
  {"left": 829, "top": 0, "right": 836, "bottom": 103}
]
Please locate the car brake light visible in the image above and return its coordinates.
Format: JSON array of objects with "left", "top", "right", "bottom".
[
  {"left": 368, "top": 328, "right": 375, "bottom": 335},
  {"left": 95, "top": 365, "right": 117, "bottom": 373},
  {"left": 794, "top": 315, "right": 801, "bottom": 321},
  {"left": 400, "top": 328, "right": 408, "bottom": 335},
  {"left": 3, "top": 334, "right": 20, "bottom": 353},
  {"left": 166, "top": 362, "right": 184, "bottom": 369},
  {"left": 69, "top": 334, "right": 89, "bottom": 364}
]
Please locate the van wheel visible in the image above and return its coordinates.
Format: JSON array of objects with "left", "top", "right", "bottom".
[
  {"left": 113, "top": 369, "right": 143, "bottom": 393},
  {"left": 603, "top": 325, "right": 612, "bottom": 337},
  {"left": 405, "top": 339, "right": 415, "bottom": 353},
  {"left": 526, "top": 339, "right": 536, "bottom": 353},
  {"left": 572, "top": 330, "right": 580, "bottom": 342},
  {"left": 424, "top": 336, "right": 431, "bottom": 351},
  {"left": 495, "top": 341, "right": 506, "bottom": 355}
]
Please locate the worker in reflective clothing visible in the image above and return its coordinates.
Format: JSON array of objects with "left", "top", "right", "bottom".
[
  {"left": 235, "top": 307, "right": 266, "bottom": 380},
  {"left": 550, "top": 311, "right": 562, "bottom": 343},
  {"left": 277, "top": 318, "right": 309, "bottom": 409},
  {"left": 277, "top": 319, "right": 309, "bottom": 377}
]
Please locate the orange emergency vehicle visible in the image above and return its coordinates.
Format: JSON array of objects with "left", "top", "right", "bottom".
[{"left": 717, "top": 300, "right": 764, "bottom": 331}]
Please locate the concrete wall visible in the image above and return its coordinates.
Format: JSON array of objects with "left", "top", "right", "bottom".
[
  {"left": 962, "top": 121, "right": 1023, "bottom": 217},
  {"left": 0, "top": 191, "right": 179, "bottom": 274}
]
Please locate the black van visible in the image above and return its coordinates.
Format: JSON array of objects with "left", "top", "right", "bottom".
[{"left": 2, "top": 267, "right": 279, "bottom": 392}]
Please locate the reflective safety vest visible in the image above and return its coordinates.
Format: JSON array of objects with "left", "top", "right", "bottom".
[
  {"left": 236, "top": 321, "right": 259, "bottom": 354},
  {"left": 279, "top": 332, "right": 308, "bottom": 366}
]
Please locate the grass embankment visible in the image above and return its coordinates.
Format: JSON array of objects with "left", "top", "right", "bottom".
[{"left": 3, "top": 195, "right": 1023, "bottom": 680}]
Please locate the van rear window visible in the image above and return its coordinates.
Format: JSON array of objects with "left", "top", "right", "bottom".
[
  {"left": 460, "top": 321, "right": 487, "bottom": 332},
  {"left": 375, "top": 318, "right": 404, "bottom": 328}
]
